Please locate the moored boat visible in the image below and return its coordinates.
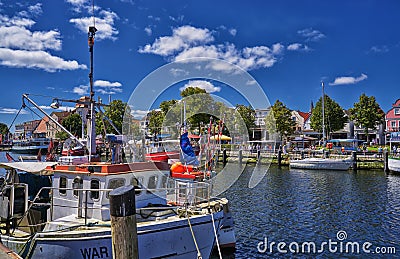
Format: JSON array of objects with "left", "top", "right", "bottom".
[
  {"left": 388, "top": 156, "right": 400, "bottom": 173},
  {"left": 11, "top": 138, "right": 50, "bottom": 154},
  {"left": 290, "top": 157, "right": 353, "bottom": 170}
]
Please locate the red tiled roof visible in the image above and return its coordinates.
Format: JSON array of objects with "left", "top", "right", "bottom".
[{"left": 297, "top": 111, "right": 311, "bottom": 121}]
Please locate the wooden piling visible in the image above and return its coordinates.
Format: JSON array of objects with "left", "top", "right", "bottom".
[
  {"left": 278, "top": 150, "right": 282, "bottom": 167},
  {"left": 238, "top": 150, "right": 243, "bottom": 164},
  {"left": 222, "top": 149, "right": 227, "bottom": 166},
  {"left": 301, "top": 150, "right": 304, "bottom": 159},
  {"left": 352, "top": 151, "right": 357, "bottom": 172},
  {"left": 383, "top": 150, "right": 390, "bottom": 173},
  {"left": 109, "top": 185, "right": 138, "bottom": 259}
]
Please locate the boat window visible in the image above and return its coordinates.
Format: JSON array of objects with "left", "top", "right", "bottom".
[
  {"left": 131, "top": 177, "right": 143, "bottom": 196},
  {"left": 90, "top": 179, "right": 100, "bottom": 200},
  {"left": 106, "top": 178, "right": 125, "bottom": 198},
  {"left": 72, "top": 177, "right": 83, "bottom": 198},
  {"left": 59, "top": 176, "right": 67, "bottom": 196},
  {"left": 160, "top": 175, "right": 167, "bottom": 189},
  {"left": 147, "top": 175, "right": 158, "bottom": 193}
]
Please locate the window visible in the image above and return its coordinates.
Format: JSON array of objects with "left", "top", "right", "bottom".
[
  {"left": 72, "top": 177, "right": 83, "bottom": 198},
  {"left": 147, "top": 175, "right": 158, "bottom": 193},
  {"left": 395, "top": 108, "right": 400, "bottom": 115},
  {"left": 131, "top": 177, "right": 143, "bottom": 195},
  {"left": 90, "top": 179, "right": 100, "bottom": 200},
  {"left": 106, "top": 178, "right": 125, "bottom": 198},
  {"left": 391, "top": 121, "right": 396, "bottom": 128},
  {"left": 59, "top": 176, "right": 67, "bottom": 195}
]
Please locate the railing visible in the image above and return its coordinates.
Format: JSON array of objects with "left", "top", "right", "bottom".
[{"left": 15, "top": 181, "right": 212, "bottom": 229}]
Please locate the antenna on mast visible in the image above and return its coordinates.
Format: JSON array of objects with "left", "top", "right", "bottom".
[{"left": 87, "top": 0, "right": 97, "bottom": 159}]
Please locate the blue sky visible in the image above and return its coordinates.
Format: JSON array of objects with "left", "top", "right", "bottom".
[{"left": 0, "top": 0, "right": 399, "bottom": 131}]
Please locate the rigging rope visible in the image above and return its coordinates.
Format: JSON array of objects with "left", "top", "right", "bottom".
[
  {"left": 7, "top": 105, "right": 23, "bottom": 133},
  {"left": 186, "top": 210, "right": 202, "bottom": 259},
  {"left": 211, "top": 212, "right": 223, "bottom": 259}
]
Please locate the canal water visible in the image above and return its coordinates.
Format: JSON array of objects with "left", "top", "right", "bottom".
[
  {"left": 1, "top": 151, "right": 399, "bottom": 258},
  {"left": 220, "top": 165, "right": 400, "bottom": 258}
]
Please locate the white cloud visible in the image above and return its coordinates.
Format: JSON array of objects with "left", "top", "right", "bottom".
[
  {"left": 94, "top": 80, "right": 123, "bottom": 94},
  {"left": 130, "top": 109, "right": 149, "bottom": 119},
  {"left": 69, "top": 10, "right": 119, "bottom": 41},
  {"left": 0, "top": 9, "right": 86, "bottom": 71},
  {"left": 179, "top": 80, "right": 221, "bottom": 93},
  {"left": 298, "top": 28, "right": 325, "bottom": 42},
  {"left": 0, "top": 48, "right": 87, "bottom": 72},
  {"left": 140, "top": 25, "right": 284, "bottom": 72},
  {"left": 229, "top": 28, "right": 237, "bottom": 36},
  {"left": 246, "top": 80, "right": 257, "bottom": 86},
  {"left": 170, "top": 68, "right": 189, "bottom": 77},
  {"left": 287, "top": 43, "right": 310, "bottom": 51},
  {"left": 0, "top": 26, "right": 61, "bottom": 51},
  {"left": 144, "top": 26, "right": 152, "bottom": 36},
  {"left": 139, "top": 25, "right": 214, "bottom": 56},
  {"left": 329, "top": 73, "right": 368, "bottom": 86},
  {"left": 0, "top": 107, "right": 28, "bottom": 114},
  {"left": 73, "top": 85, "right": 89, "bottom": 95},
  {"left": 369, "top": 45, "right": 389, "bottom": 53}
]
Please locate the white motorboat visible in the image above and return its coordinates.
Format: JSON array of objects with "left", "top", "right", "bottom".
[
  {"left": 290, "top": 157, "right": 353, "bottom": 170},
  {"left": 388, "top": 156, "right": 400, "bottom": 173}
]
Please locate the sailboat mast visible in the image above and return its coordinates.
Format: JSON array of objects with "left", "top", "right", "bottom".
[
  {"left": 87, "top": 26, "right": 97, "bottom": 158},
  {"left": 321, "top": 81, "right": 326, "bottom": 143}
]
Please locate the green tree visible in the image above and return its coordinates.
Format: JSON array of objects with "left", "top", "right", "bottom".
[
  {"left": 61, "top": 113, "right": 82, "bottom": 137},
  {"left": 265, "top": 100, "right": 295, "bottom": 141},
  {"left": 0, "top": 122, "right": 9, "bottom": 135},
  {"left": 349, "top": 93, "right": 385, "bottom": 143},
  {"left": 147, "top": 110, "right": 164, "bottom": 137},
  {"left": 160, "top": 100, "right": 178, "bottom": 115},
  {"left": 96, "top": 100, "right": 129, "bottom": 135},
  {"left": 180, "top": 87, "right": 207, "bottom": 97},
  {"left": 311, "top": 95, "right": 347, "bottom": 139},
  {"left": 55, "top": 131, "right": 69, "bottom": 140},
  {"left": 235, "top": 104, "right": 256, "bottom": 137}
]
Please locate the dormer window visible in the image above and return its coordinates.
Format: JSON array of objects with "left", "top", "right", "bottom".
[{"left": 395, "top": 108, "right": 400, "bottom": 115}]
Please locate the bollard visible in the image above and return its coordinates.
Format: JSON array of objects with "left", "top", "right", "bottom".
[
  {"left": 383, "top": 150, "right": 390, "bottom": 173},
  {"left": 352, "top": 151, "right": 357, "bottom": 172},
  {"left": 223, "top": 149, "right": 227, "bottom": 166},
  {"left": 301, "top": 150, "right": 304, "bottom": 160},
  {"left": 238, "top": 149, "right": 243, "bottom": 164},
  {"left": 109, "top": 185, "right": 138, "bottom": 259},
  {"left": 278, "top": 149, "right": 282, "bottom": 168}
]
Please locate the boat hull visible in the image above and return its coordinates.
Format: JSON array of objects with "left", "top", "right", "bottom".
[
  {"left": 145, "top": 151, "right": 180, "bottom": 162},
  {"left": 290, "top": 158, "right": 352, "bottom": 170},
  {"left": 11, "top": 145, "right": 48, "bottom": 154},
  {"left": 388, "top": 157, "right": 400, "bottom": 173},
  {"left": 2, "top": 212, "right": 223, "bottom": 259}
]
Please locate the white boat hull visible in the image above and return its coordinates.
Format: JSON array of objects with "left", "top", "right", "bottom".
[
  {"left": 290, "top": 157, "right": 353, "bottom": 170},
  {"left": 1, "top": 212, "right": 223, "bottom": 259},
  {"left": 388, "top": 157, "right": 400, "bottom": 173}
]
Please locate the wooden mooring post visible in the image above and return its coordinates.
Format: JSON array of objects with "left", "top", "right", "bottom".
[
  {"left": 278, "top": 149, "right": 282, "bottom": 168},
  {"left": 383, "top": 150, "right": 390, "bottom": 174},
  {"left": 238, "top": 149, "right": 243, "bottom": 164},
  {"left": 352, "top": 151, "right": 357, "bottom": 172},
  {"left": 222, "top": 149, "right": 227, "bottom": 166},
  {"left": 109, "top": 185, "right": 138, "bottom": 259}
]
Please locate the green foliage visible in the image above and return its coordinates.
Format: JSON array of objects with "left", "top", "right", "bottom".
[
  {"left": 160, "top": 100, "right": 178, "bottom": 115},
  {"left": 235, "top": 104, "right": 256, "bottom": 136},
  {"left": 96, "top": 100, "right": 129, "bottom": 135},
  {"left": 180, "top": 87, "right": 207, "bottom": 97},
  {"left": 0, "top": 122, "right": 9, "bottom": 135},
  {"left": 55, "top": 131, "right": 69, "bottom": 140},
  {"left": 265, "top": 100, "right": 294, "bottom": 141},
  {"left": 147, "top": 110, "right": 164, "bottom": 136},
  {"left": 61, "top": 113, "right": 82, "bottom": 137},
  {"left": 311, "top": 94, "right": 346, "bottom": 138},
  {"left": 349, "top": 93, "right": 385, "bottom": 142}
]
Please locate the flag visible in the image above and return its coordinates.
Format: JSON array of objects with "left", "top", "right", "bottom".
[
  {"left": 180, "top": 132, "right": 199, "bottom": 166},
  {"left": 5, "top": 152, "right": 15, "bottom": 162}
]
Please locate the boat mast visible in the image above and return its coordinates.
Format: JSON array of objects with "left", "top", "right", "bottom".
[
  {"left": 87, "top": 25, "right": 97, "bottom": 159},
  {"left": 321, "top": 81, "right": 326, "bottom": 143}
]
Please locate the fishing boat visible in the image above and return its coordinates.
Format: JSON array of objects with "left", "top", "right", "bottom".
[
  {"left": 289, "top": 82, "right": 353, "bottom": 171},
  {"left": 11, "top": 138, "right": 50, "bottom": 154},
  {"left": 145, "top": 139, "right": 180, "bottom": 163},
  {"left": 0, "top": 19, "right": 232, "bottom": 259},
  {"left": 0, "top": 160, "right": 226, "bottom": 258}
]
